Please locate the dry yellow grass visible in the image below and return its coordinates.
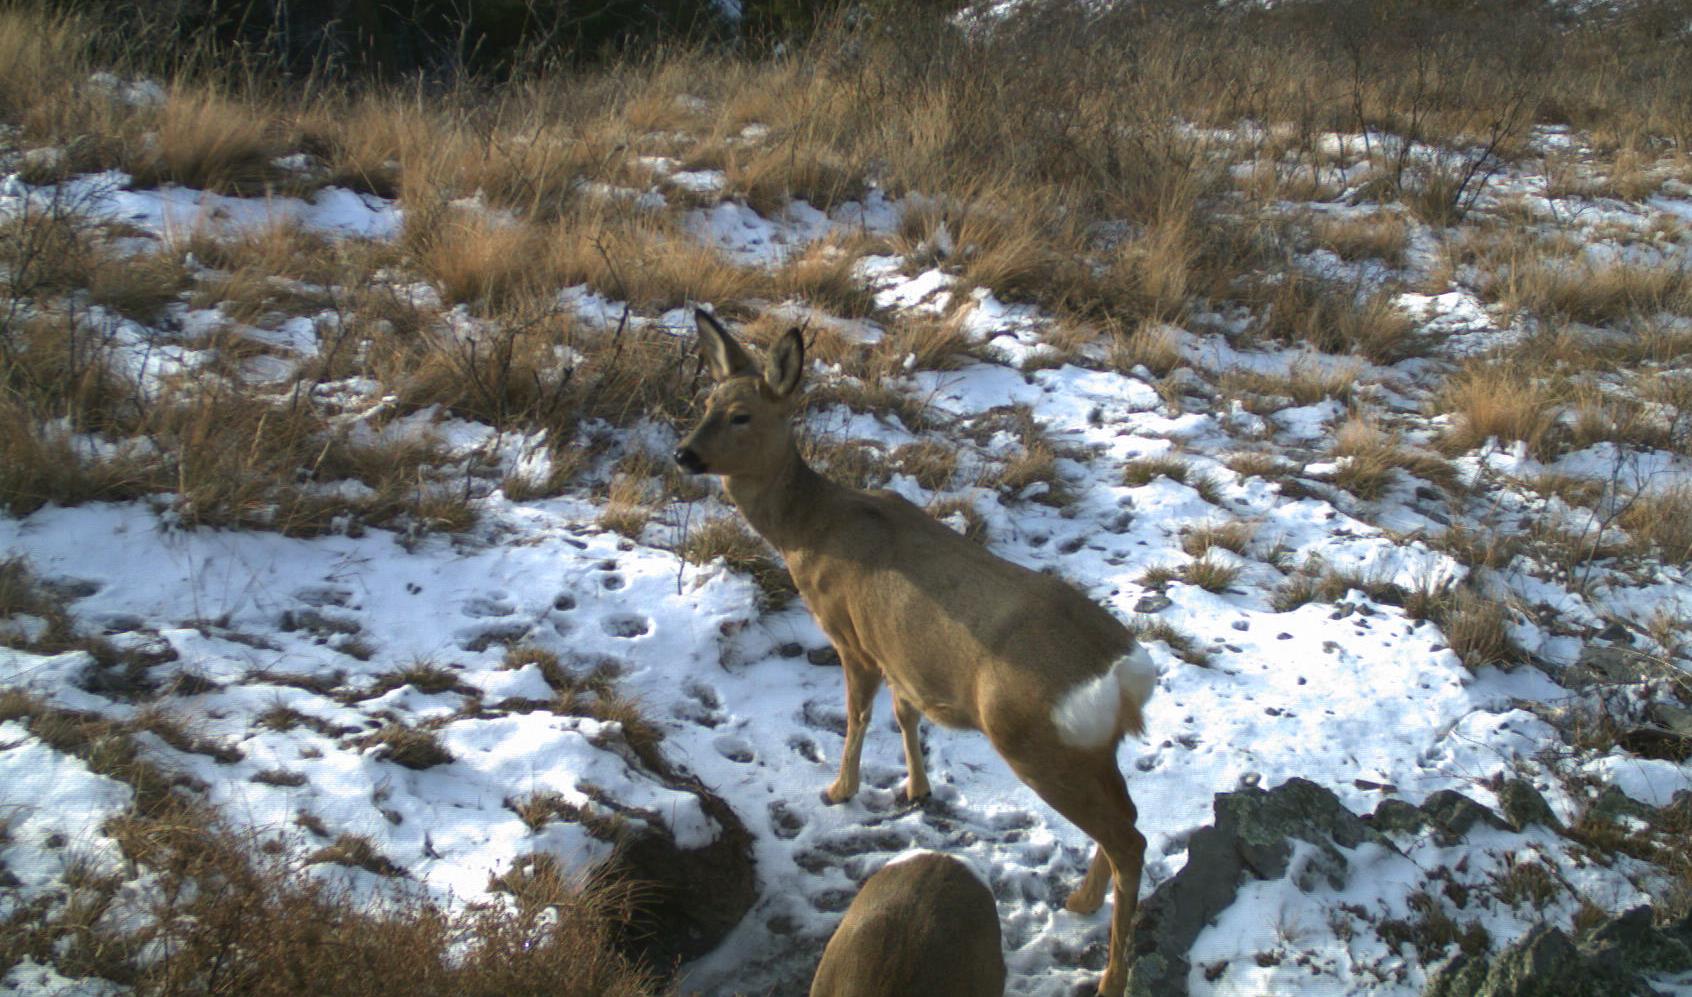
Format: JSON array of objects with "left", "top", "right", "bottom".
[
  {"left": 1311, "top": 211, "right": 1409, "bottom": 266},
  {"left": 129, "top": 87, "right": 278, "bottom": 193},
  {"left": 1498, "top": 257, "right": 1691, "bottom": 326},
  {"left": 1437, "top": 363, "right": 1563, "bottom": 458}
]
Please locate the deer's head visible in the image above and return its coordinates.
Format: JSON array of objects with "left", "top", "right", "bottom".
[{"left": 673, "top": 310, "right": 805, "bottom": 478}]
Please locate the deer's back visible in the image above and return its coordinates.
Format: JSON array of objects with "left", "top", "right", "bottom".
[
  {"left": 787, "top": 488, "right": 1133, "bottom": 730},
  {"left": 809, "top": 852, "right": 1004, "bottom": 997}
]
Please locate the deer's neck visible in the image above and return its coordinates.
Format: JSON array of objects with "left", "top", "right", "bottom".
[{"left": 722, "top": 441, "right": 831, "bottom": 554}]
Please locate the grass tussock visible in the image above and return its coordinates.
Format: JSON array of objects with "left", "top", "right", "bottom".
[
  {"left": 680, "top": 516, "right": 797, "bottom": 609},
  {"left": 1497, "top": 257, "right": 1692, "bottom": 327},
  {"left": 1310, "top": 211, "right": 1409, "bottom": 267},
  {"left": 1221, "top": 360, "right": 1362, "bottom": 413},
  {"left": 1618, "top": 486, "right": 1692, "bottom": 565},
  {"left": 129, "top": 87, "right": 280, "bottom": 194},
  {"left": 1122, "top": 454, "right": 1222, "bottom": 503},
  {"left": 1181, "top": 520, "right": 1256, "bottom": 558},
  {"left": 1436, "top": 362, "right": 1563, "bottom": 459},
  {"left": 1329, "top": 415, "right": 1457, "bottom": 500},
  {"left": 1253, "top": 273, "right": 1424, "bottom": 364}
]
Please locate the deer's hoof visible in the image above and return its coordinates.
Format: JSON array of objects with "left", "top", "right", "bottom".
[
  {"left": 820, "top": 786, "right": 852, "bottom": 806},
  {"left": 1065, "top": 887, "right": 1106, "bottom": 915}
]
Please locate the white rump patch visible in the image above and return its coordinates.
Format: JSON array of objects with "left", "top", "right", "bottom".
[{"left": 1051, "top": 646, "right": 1159, "bottom": 749}]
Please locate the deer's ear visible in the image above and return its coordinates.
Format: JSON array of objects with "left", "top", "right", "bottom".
[
  {"left": 695, "top": 309, "right": 757, "bottom": 381},
  {"left": 765, "top": 327, "right": 805, "bottom": 399}
]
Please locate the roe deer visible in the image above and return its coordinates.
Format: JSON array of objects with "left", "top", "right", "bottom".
[
  {"left": 810, "top": 851, "right": 1004, "bottom": 997},
  {"left": 673, "top": 310, "right": 1156, "bottom": 996}
]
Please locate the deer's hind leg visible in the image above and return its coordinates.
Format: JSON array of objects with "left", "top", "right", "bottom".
[
  {"left": 1010, "top": 752, "right": 1145, "bottom": 997},
  {"left": 892, "top": 693, "right": 930, "bottom": 804},
  {"left": 823, "top": 651, "right": 882, "bottom": 805}
]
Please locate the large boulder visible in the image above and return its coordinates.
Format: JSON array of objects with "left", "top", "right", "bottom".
[
  {"left": 1424, "top": 906, "right": 1692, "bottom": 997},
  {"left": 1127, "top": 778, "right": 1396, "bottom": 996}
]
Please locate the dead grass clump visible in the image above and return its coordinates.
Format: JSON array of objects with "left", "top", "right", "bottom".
[
  {"left": 1225, "top": 451, "right": 1289, "bottom": 480},
  {"left": 88, "top": 246, "right": 188, "bottom": 323},
  {"left": 1220, "top": 360, "right": 1361, "bottom": 413},
  {"left": 1122, "top": 454, "right": 1222, "bottom": 503},
  {"left": 1327, "top": 415, "right": 1459, "bottom": 500},
  {"left": 599, "top": 453, "right": 662, "bottom": 539},
  {"left": 680, "top": 516, "right": 797, "bottom": 609},
  {"left": 361, "top": 724, "right": 454, "bottom": 769},
  {"left": 730, "top": 134, "right": 867, "bottom": 217},
  {"left": 1618, "top": 486, "right": 1692, "bottom": 565},
  {"left": 549, "top": 212, "right": 766, "bottom": 314},
  {"left": 1182, "top": 520, "right": 1256, "bottom": 558},
  {"left": 806, "top": 438, "right": 889, "bottom": 491},
  {"left": 128, "top": 87, "right": 278, "bottom": 194},
  {"left": 1499, "top": 258, "right": 1691, "bottom": 327},
  {"left": 1108, "top": 322, "right": 1184, "bottom": 378},
  {"left": 1430, "top": 588, "right": 1521, "bottom": 671},
  {"left": 773, "top": 238, "right": 878, "bottom": 318},
  {"left": 1129, "top": 616, "right": 1210, "bottom": 668},
  {"left": 1255, "top": 273, "right": 1424, "bottom": 363},
  {"left": 1310, "top": 211, "right": 1409, "bottom": 267},
  {"left": 414, "top": 211, "right": 549, "bottom": 312},
  {"left": 890, "top": 441, "right": 958, "bottom": 492},
  {"left": 305, "top": 834, "right": 407, "bottom": 877},
  {"left": 0, "top": 8, "right": 85, "bottom": 131},
  {"left": 1182, "top": 557, "right": 1242, "bottom": 594},
  {"left": 1436, "top": 363, "right": 1563, "bottom": 458},
  {"left": 1271, "top": 563, "right": 1405, "bottom": 613},
  {"left": 927, "top": 497, "right": 988, "bottom": 544},
  {"left": 872, "top": 315, "right": 971, "bottom": 374}
]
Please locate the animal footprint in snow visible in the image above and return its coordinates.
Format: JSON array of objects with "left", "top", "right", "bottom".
[
  {"left": 292, "top": 586, "right": 353, "bottom": 608},
  {"left": 713, "top": 736, "right": 754, "bottom": 763},
  {"left": 461, "top": 593, "right": 516, "bottom": 618},
  {"left": 787, "top": 735, "right": 823, "bottom": 764},
  {"left": 457, "top": 621, "right": 532, "bottom": 651},
  {"left": 600, "top": 615, "right": 650, "bottom": 639},
  {"left": 768, "top": 801, "right": 806, "bottom": 839},
  {"left": 673, "top": 681, "right": 726, "bottom": 727},
  {"left": 599, "top": 573, "right": 626, "bottom": 591},
  {"left": 800, "top": 700, "right": 846, "bottom": 736},
  {"left": 552, "top": 594, "right": 576, "bottom": 612}
]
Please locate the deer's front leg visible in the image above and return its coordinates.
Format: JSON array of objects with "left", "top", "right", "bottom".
[{"left": 823, "top": 653, "right": 882, "bottom": 805}]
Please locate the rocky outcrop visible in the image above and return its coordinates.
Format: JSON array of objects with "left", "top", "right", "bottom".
[
  {"left": 1424, "top": 906, "right": 1692, "bottom": 997},
  {"left": 1127, "top": 778, "right": 1397, "bottom": 996}
]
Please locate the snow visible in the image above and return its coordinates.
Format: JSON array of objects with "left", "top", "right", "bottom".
[{"left": 3, "top": 113, "right": 1692, "bottom": 997}]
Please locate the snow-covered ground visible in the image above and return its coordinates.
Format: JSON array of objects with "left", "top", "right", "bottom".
[{"left": 4, "top": 121, "right": 1692, "bottom": 996}]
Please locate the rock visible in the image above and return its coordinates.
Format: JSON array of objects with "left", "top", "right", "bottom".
[
  {"left": 1495, "top": 780, "right": 1561, "bottom": 832},
  {"left": 806, "top": 646, "right": 840, "bottom": 667},
  {"left": 1563, "top": 644, "right": 1654, "bottom": 688},
  {"left": 1127, "top": 778, "right": 1392, "bottom": 996},
  {"left": 1588, "top": 784, "right": 1656, "bottom": 824},
  {"left": 1477, "top": 925, "right": 1612, "bottom": 996},
  {"left": 1423, "top": 906, "right": 1692, "bottom": 997},
  {"left": 1133, "top": 593, "right": 1172, "bottom": 613},
  {"left": 1419, "top": 790, "right": 1508, "bottom": 844},
  {"left": 1368, "top": 798, "right": 1427, "bottom": 836}
]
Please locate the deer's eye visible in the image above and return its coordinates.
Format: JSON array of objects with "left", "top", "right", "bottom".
[{"left": 729, "top": 412, "right": 752, "bottom": 426}]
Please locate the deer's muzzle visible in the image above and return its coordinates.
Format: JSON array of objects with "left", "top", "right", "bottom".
[{"left": 673, "top": 446, "right": 708, "bottom": 475}]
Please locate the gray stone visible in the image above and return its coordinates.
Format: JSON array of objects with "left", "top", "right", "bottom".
[
  {"left": 1421, "top": 906, "right": 1691, "bottom": 997},
  {"left": 1496, "top": 779, "right": 1561, "bottom": 833},
  {"left": 1419, "top": 790, "right": 1508, "bottom": 843},
  {"left": 806, "top": 646, "right": 840, "bottom": 667},
  {"left": 1127, "top": 778, "right": 1393, "bottom": 997},
  {"left": 1564, "top": 644, "right": 1655, "bottom": 688},
  {"left": 1133, "top": 593, "right": 1173, "bottom": 613}
]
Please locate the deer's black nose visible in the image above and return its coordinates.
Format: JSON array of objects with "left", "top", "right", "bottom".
[{"left": 673, "top": 447, "right": 707, "bottom": 474}]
